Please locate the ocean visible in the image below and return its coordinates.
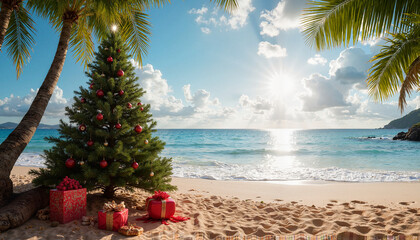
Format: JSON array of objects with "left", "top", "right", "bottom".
[{"left": 2, "top": 128, "right": 420, "bottom": 182}]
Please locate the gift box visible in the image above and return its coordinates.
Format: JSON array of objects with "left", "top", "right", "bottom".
[
  {"left": 146, "top": 191, "right": 176, "bottom": 219},
  {"left": 50, "top": 188, "right": 87, "bottom": 223},
  {"left": 98, "top": 208, "right": 128, "bottom": 231}
]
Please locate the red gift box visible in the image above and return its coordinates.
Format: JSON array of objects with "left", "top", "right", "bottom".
[
  {"left": 146, "top": 191, "right": 176, "bottom": 219},
  {"left": 98, "top": 208, "right": 128, "bottom": 231},
  {"left": 50, "top": 188, "right": 87, "bottom": 223}
]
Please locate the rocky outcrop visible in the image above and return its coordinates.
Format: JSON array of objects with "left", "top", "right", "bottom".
[{"left": 393, "top": 124, "right": 420, "bottom": 141}]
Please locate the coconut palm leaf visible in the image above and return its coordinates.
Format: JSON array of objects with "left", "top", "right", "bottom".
[
  {"left": 398, "top": 57, "right": 420, "bottom": 111},
  {"left": 301, "top": 0, "right": 420, "bottom": 50},
  {"left": 4, "top": 4, "right": 35, "bottom": 79},
  {"left": 210, "top": 0, "right": 238, "bottom": 12},
  {"left": 367, "top": 31, "right": 420, "bottom": 102},
  {"left": 119, "top": 9, "right": 151, "bottom": 66},
  {"left": 69, "top": 19, "right": 94, "bottom": 69}
]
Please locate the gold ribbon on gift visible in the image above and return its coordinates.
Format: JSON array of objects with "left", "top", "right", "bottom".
[
  {"left": 161, "top": 199, "right": 166, "bottom": 219},
  {"left": 106, "top": 211, "right": 114, "bottom": 230}
]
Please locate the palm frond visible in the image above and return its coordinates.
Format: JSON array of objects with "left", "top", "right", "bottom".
[
  {"left": 301, "top": 0, "right": 420, "bottom": 50},
  {"left": 4, "top": 5, "right": 36, "bottom": 79},
  {"left": 69, "top": 18, "right": 94, "bottom": 69},
  {"left": 119, "top": 10, "right": 151, "bottom": 66},
  {"left": 399, "top": 57, "right": 420, "bottom": 112},
  {"left": 367, "top": 30, "right": 420, "bottom": 103},
  {"left": 209, "top": 0, "right": 238, "bottom": 12}
]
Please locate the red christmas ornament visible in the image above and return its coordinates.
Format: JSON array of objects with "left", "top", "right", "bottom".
[
  {"left": 81, "top": 97, "right": 86, "bottom": 103},
  {"left": 65, "top": 157, "right": 75, "bottom": 168},
  {"left": 137, "top": 102, "right": 142, "bottom": 106},
  {"left": 107, "top": 56, "right": 113, "bottom": 62},
  {"left": 144, "top": 139, "right": 149, "bottom": 144},
  {"left": 117, "top": 69, "right": 124, "bottom": 77},
  {"left": 87, "top": 140, "right": 94, "bottom": 147},
  {"left": 96, "top": 113, "right": 104, "bottom": 121},
  {"left": 119, "top": 90, "right": 124, "bottom": 96},
  {"left": 89, "top": 83, "right": 94, "bottom": 89},
  {"left": 115, "top": 123, "right": 122, "bottom": 129},
  {"left": 132, "top": 162, "right": 139, "bottom": 169},
  {"left": 96, "top": 89, "right": 104, "bottom": 98},
  {"left": 100, "top": 159, "right": 108, "bottom": 168},
  {"left": 127, "top": 103, "right": 132, "bottom": 109},
  {"left": 79, "top": 124, "right": 86, "bottom": 132},
  {"left": 134, "top": 125, "right": 142, "bottom": 133},
  {"left": 140, "top": 107, "right": 144, "bottom": 111},
  {"left": 117, "top": 49, "right": 121, "bottom": 53}
]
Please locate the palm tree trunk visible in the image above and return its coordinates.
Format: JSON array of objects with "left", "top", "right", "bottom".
[
  {"left": 0, "top": 187, "right": 49, "bottom": 232},
  {"left": 0, "top": 1, "right": 14, "bottom": 51},
  {"left": 0, "top": 18, "right": 74, "bottom": 207}
]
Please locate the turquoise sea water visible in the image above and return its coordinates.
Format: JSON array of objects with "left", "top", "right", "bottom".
[{"left": 1, "top": 128, "right": 420, "bottom": 182}]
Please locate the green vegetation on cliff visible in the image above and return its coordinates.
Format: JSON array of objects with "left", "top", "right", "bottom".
[{"left": 383, "top": 109, "right": 420, "bottom": 129}]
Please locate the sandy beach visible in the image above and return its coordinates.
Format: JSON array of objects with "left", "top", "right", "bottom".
[{"left": 2, "top": 166, "right": 420, "bottom": 239}]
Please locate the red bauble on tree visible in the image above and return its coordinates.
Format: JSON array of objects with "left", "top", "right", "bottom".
[
  {"left": 117, "top": 49, "right": 121, "bottom": 53},
  {"left": 81, "top": 97, "right": 86, "bottom": 103},
  {"left": 118, "top": 90, "right": 124, "bottom": 96},
  {"left": 87, "top": 140, "right": 94, "bottom": 147},
  {"left": 117, "top": 69, "right": 124, "bottom": 77},
  {"left": 79, "top": 124, "right": 86, "bottom": 132},
  {"left": 137, "top": 102, "right": 142, "bottom": 106},
  {"left": 127, "top": 103, "right": 132, "bottom": 109},
  {"left": 134, "top": 125, "right": 142, "bottom": 133},
  {"left": 89, "top": 83, "right": 94, "bottom": 89},
  {"left": 100, "top": 159, "right": 108, "bottom": 168},
  {"left": 96, "top": 89, "right": 104, "bottom": 98},
  {"left": 65, "top": 157, "right": 75, "bottom": 168},
  {"left": 96, "top": 113, "right": 104, "bottom": 121},
  {"left": 132, "top": 162, "right": 139, "bottom": 169},
  {"left": 107, "top": 56, "right": 113, "bottom": 62},
  {"left": 115, "top": 123, "right": 122, "bottom": 129},
  {"left": 140, "top": 107, "right": 144, "bottom": 111}
]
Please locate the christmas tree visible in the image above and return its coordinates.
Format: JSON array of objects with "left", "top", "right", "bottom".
[{"left": 31, "top": 33, "right": 176, "bottom": 197}]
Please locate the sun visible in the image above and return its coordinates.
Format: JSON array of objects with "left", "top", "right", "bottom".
[{"left": 264, "top": 71, "right": 296, "bottom": 99}]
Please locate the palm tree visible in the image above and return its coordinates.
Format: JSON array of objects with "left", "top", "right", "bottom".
[
  {"left": 0, "top": 0, "right": 238, "bottom": 230},
  {"left": 0, "top": 0, "right": 35, "bottom": 78},
  {"left": 301, "top": 0, "right": 420, "bottom": 112}
]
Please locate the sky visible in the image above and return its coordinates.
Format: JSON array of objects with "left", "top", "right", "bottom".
[{"left": 0, "top": 0, "right": 419, "bottom": 129}]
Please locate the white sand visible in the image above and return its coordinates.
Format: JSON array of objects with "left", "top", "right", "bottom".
[{"left": 1, "top": 166, "right": 419, "bottom": 238}]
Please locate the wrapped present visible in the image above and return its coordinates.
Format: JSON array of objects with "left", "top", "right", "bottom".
[
  {"left": 50, "top": 187, "right": 86, "bottom": 223},
  {"left": 98, "top": 201, "right": 128, "bottom": 231},
  {"left": 118, "top": 224, "right": 144, "bottom": 236},
  {"left": 146, "top": 191, "right": 176, "bottom": 220}
]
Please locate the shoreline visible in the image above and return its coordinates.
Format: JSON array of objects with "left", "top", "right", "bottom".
[{"left": 12, "top": 166, "right": 420, "bottom": 207}]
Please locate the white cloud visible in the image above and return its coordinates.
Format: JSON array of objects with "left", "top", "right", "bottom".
[
  {"left": 188, "top": 0, "right": 255, "bottom": 32},
  {"left": 189, "top": 7, "right": 208, "bottom": 15},
  {"left": 301, "top": 74, "right": 348, "bottom": 112},
  {"left": 257, "top": 41, "right": 287, "bottom": 58},
  {"left": 239, "top": 94, "right": 273, "bottom": 114},
  {"left": 133, "top": 63, "right": 184, "bottom": 114},
  {"left": 307, "top": 54, "right": 327, "bottom": 65},
  {"left": 225, "top": 0, "right": 255, "bottom": 29},
  {"left": 201, "top": 27, "right": 211, "bottom": 34},
  {"left": 183, "top": 84, "right": 219, "bottom": 110},
  {"left": 0, "top": 86, "right": 69, "bottom": 117},
  {"left": 260, "top": 0, "right": 307, "bottom": 37}
]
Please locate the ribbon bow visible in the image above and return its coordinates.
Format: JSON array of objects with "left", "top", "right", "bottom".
[
  {"left": 103, "top": 200, "right": 125, "bottom": 212},
  {"left": 151, "top": 191, "right": 170, "bottom": 200}
]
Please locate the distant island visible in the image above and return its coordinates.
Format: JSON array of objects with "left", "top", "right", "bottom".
[
  {"left": 383, "top": 109, "right": 420, "bottom": 129},
  {"left": 0, "top": 122, "right": 59, "bottom": 129}
]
